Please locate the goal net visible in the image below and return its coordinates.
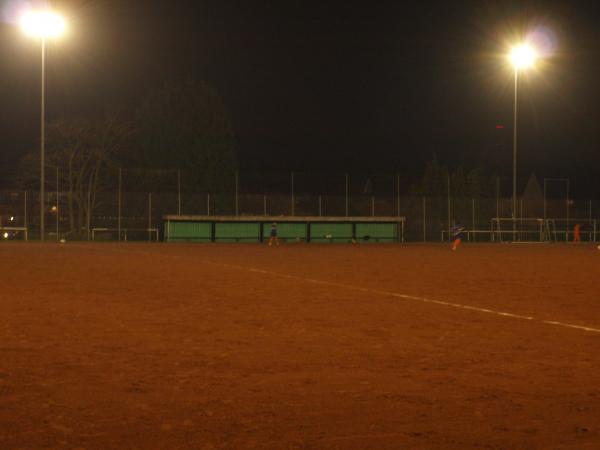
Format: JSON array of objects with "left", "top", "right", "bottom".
[
  {"left": 0, "top": 227, "right": 28, "bottom": 241},
  {"left": 546, "top": 218, "right": 598, "bottom": 242},
  {"left": 491, "top": 218, "right": 549, "bottom": 242},
  {"left": 91, "top": 228, "right": 159, "bottom": 241}
]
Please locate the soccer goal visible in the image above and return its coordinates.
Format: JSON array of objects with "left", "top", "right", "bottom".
[
  {"left": 0, "top": 226, "right": 28, "bottom": 241},
  {"left": 545, "top": 218, "right": 597, "bottom": 242},
  {"left": 91, "top": 227, "right": 159, "bottom": 242},
  {"left": 491, "top": 218, "right": 549, "bottom": 243}
]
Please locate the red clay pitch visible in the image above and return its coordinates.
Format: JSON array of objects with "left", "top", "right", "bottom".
[{"left": 1, "top": 242, "right": 599, "bottom": 449}]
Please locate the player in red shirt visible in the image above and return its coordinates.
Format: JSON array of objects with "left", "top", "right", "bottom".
[{"left": 573, "top": 223, "right": 581, "bottom": 243}]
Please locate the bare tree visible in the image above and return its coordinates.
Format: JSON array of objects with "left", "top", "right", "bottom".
[{"left": 18, "top": 115, "right": 131, "bottom": 237}]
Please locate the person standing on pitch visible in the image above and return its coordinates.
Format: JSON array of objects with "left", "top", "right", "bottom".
[
  {"left": 573, "top": 223, "right": 581, "bottom": 243},
  {"left": 450, "top": 223, "right": 466, "bottom": 251},
  {"left": 268, "top": 222, "right": 280, "bottom": 246}
]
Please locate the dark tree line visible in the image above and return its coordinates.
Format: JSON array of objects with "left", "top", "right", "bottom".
[
  {"left": 412, "top": 154, "right": 498, "bottom": 198},
  {"left": 17, "top": 78, "right": 237, "bottom": 237}
]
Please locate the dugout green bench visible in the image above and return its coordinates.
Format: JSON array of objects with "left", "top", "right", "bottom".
[
  {"left": 215, "top": 222, "right": 261, "bottom": 242},
  {"left": 164, "top": 221, "right": 212, "bottom": 242},
  {"left": 163, "top": 215, "right": 405, "bottom": 243},
  {"left": 310, "top": 223, "right": 354, "bottom": 243}
]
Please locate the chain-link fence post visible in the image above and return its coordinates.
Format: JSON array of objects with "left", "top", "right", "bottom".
[
  {"left": 87, "top": 190, "right": 91, "bottom": 241},
  {"left": 177, "top": 169, "right": 181, "bottom": 215},
  {"left": 472, "top": 198, "right": 475, "bottom": 242},
  {"left": 235, "top": 170, "right": 239, "bottom": 216},
  {"left": 148, "top": 192, "right": 152, "bottom": 241},
  {"left": 423, "top": 196, "right": 426, "bottom": 242},
  {"left": 55, "top": 167, "right": 59, "bottom": 241},
  {"left": 24, "top": 190, "right": 28, "bottom": 240},
  {"left": 396, "top": 174, "right": 400, "bottom": 217},
  {"left": 291, "top": 171, "right": 295, "bottom": 216},
  {"left": 447, "top": 175, "right": 451, "bottom": 238},
  {"left": 345, "top": 173, "right": 348, "bottom": 217},
  {"left": 118, "top": 168, "right": 122, "bottom": 241}
]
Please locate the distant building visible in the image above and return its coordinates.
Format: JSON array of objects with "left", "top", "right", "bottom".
[{"left": 521, "top": 173, "right": 543, "bottom": 218}]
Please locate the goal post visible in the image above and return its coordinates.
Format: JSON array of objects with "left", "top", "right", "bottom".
[
  {"left": 91, "top": 227, "right": 159, "bottom": 242},
  {"left": 0, "top": 226, "right": 28, "bottom": 241},
  {"left": 491, "top": 218, "right": 549, "bottom": 242},
  {"left": 492, "top": 217, "right": 599, "bottom": 243},
  {"left": 547, "top": 218, "right": 597, "bottom": 242}
]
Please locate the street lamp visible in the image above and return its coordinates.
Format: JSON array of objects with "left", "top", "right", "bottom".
[
  {"left": 508, "top": 44, "right": 537, "bottom": 233},
  {"left": 20, "top": 10, "right": 66, "bottom": 241}
]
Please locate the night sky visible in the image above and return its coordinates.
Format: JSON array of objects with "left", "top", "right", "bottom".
[{"left": 1, "top": 0, "right": 600, "bottom": 194}]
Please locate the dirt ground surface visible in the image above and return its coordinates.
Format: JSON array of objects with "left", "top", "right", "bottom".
[{"left": 1, "top": 242, "right": 600, "bottom": 449}]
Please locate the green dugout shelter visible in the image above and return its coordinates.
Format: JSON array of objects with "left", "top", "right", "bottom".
[{"left": 164, "top": 215, "right": 405, "bottom": 243}]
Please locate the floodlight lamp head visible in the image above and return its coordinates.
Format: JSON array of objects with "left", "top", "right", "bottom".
[
  {"left": 20, "top": 10, "right": 66, "bottom": 39},
  {"left": 510, "top": 44, "right": 537, "bottom": 70}
]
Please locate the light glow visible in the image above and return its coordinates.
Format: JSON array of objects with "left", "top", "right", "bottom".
[
  {"left": 510, "top": 44, "right": 537, "bottom": 70},
  {"left": 20, "top": 10, "right": 66, "bottom": 39}
]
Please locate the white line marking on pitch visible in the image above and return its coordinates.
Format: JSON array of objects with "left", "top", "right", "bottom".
[
  {"left": 86, "top": 246, "right": 600, "bottom": 335},
  {"left": 200, "top": 259, "right": 600, "bottom": 335}
]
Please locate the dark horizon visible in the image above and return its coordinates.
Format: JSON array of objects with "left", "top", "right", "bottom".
[{"left": 1, "top": 0, "right": 600, "bottom": 196}]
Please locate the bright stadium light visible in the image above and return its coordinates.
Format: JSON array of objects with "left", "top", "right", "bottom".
[
  {"left": 19, "top": 9, "right": 67, "bottom": 240},
  {"left": 20, "top": 11, "right": 66, "bottom": 39},
  {"left": 509, "top": 44, "right": 537, "bottom": 70}
]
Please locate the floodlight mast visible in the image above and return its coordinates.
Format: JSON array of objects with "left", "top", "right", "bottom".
[
  {"left": 20, "top": 11, "right": 66, "bottom": 241},
  {"left": 509, "top": 44, "right": 537, "bottom": 240}
]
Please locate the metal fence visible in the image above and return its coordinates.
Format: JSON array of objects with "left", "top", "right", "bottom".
[{"left": 0, "top": 188, "right": 597, "bottom": 242}]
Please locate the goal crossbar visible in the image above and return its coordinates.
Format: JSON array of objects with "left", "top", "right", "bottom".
[
  {"left": 0, "top": 226, "right": 28, "bottom": 241},
  {"left": 91, "top": 227, "right": 159, "bottom": 242}
]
